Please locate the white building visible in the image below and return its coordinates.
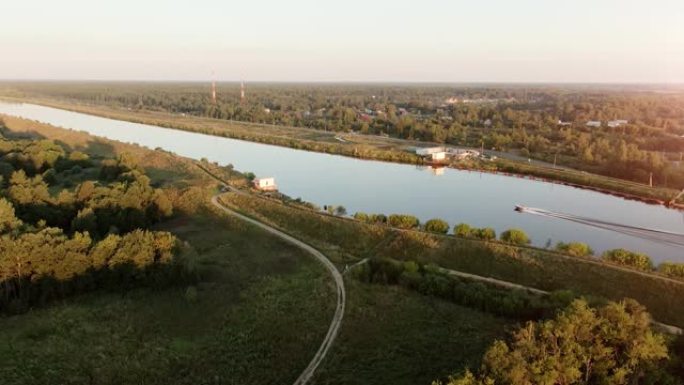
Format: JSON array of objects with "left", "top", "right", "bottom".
[
  {"left": 415, "top": 146, "right": 446, "bottom": 156},
  {"left": 253, "top": 177, "right": 277, "bottom": 191},
  {"left": 586, "top": 121, "right": 602, "bottom": 128},
  {"left": 447, "top": 148, "right": 480, "bottom": 160},
  {"left": 607, "top": 119, "right": 628, "bottom": 128},
  {"left": 430, "top": 152, "right": 447, "bottom": 161}
]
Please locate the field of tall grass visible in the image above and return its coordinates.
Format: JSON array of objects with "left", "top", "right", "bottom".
[{"left": 219, "top": 191, "right": 684, "bottom": 327}]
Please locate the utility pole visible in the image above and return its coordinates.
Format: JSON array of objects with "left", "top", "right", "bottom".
[
  {"left": 649, "top": 172, "right": 653, "bottom": 187},
  {"left": 240, "top": 81, "right": 245, "bottom": 104},
  {"left": 211, "top": 70, "right": 217, "bottom": 104}
]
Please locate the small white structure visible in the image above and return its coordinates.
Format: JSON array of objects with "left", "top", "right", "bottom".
[
  {"left": 253, "top": 177, "right": 277, "bottom": 191},
  {"left": 586, "top": 121, "right": 602, "bottom": 128},
  {"left": 447, "top": 148, "right": 480, "bottom": 160},
  {"left": 415, "top": 146, "right": 446, "bottom": 156},
  {"left": 430, "top": 152, "right": 447, "bottom": 161},
  {"left": 607, "top": 119, "right": 628, "bottom": 128},
  {"left": 558, "top": 120, "right": 572, "bottom": 126}
]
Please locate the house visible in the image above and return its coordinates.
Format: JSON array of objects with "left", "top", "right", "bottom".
[
  {"left": 586, "top": 121, "right": 601, "bottom": 128},
  {"left": 607, "top": 119, "right": 628, "bottom": 128},
  {"left": 253, "top": 177, "right": 277, "bottom": 191},
  {"left": 557, "top": 120, "right": 572, "bottom": 126},
  {"left": 416, "top": 146, "right": 446, "bottom": 156},
  {"left": 429, "top": 152, "right": 447, "bottom": 161},
  {"left": 447, "top": 148, "right": 480, "bottom": 160}
]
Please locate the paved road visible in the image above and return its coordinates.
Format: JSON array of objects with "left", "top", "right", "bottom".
[{"left": 210, "top": 194, "right": 345, "bottom": 385}]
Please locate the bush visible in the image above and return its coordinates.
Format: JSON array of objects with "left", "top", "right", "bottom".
[
  {"left": 658, "top": 262, "right": 684, "bottom": 279},
  {"left": 453, "top": 223, "right": 472, "bottom": 237},
  {"left": 500, "top": 228, "right": 531, "bottom": 245},
  {"left": 353, "top": 212, "right": 369, "bottom": 222},
  {"left": 424, "top": 218, "right": 449, "bottom": 234},
  {"left": 602, "top": 248, "right": 653, "bottom": 271},
  {"left": 556, "top": 242, "right": 593, "bottom": 258},
  {"left": 388, "top": 214, "right": 420, "bottom": 229},
  {"left": 473, "top": 227, "right": 496, "bottom": 241}
]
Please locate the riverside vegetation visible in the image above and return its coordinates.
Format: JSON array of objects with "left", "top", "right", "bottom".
[
  {"left": 0, "top": 115, "right": 514, "bottom": 385},
  {"left": 2, "top": 113, "right": 684, "bottom": 384},
  {"left": 2, "top": 82, "right": 684, "bottom": 206}
]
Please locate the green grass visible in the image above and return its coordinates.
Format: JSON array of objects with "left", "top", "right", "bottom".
[
  {"left": 0, "top": 208, "right": 336, "bottom": 385},
  {"left": 312, "top": 280, "right": 510, "bottom": 385},
  {"left": 219, "top": 192, "right": 684, "bottom": 328}
]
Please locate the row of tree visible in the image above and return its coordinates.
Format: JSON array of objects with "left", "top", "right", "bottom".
[
  {"left": 10, "top": 82, "right": 684, "bottom": 187},
  {"left": 351, "top": 211, "right": 684, "bottom": 280},
  {"left": 0, "top": 134, "right": 185, "bottom": 313},
  {"left": 437, "top": 299, "right": 683, "bottom": 384}
]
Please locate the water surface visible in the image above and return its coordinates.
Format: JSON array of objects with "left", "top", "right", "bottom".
[{"left": 1, "top": 102, "right": 682, "bottom": 263}]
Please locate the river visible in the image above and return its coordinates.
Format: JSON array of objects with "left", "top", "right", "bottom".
[{"left": 0, "top": 101, "right": 682, "bottom": 263}]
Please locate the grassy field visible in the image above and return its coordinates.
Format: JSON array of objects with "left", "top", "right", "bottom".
[
  {"left": 0, "top": 115, "right": 515, "bottom": 384},
  {"left": 3, "top": 96, "right": 680, "bottom": 205},
  {"left": 311, "top": 280, "right": 509, "bottom": 385},
  {"left": 218, "top": 192, "right": 684, "bottom": 328}
]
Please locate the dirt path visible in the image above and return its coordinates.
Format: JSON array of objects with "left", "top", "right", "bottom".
[{"left": 210, "top": 194, "right": 345, "bottom": 385}]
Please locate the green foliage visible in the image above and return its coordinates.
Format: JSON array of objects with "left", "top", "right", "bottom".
[
  {"left": 388, "top": 214, "right": 420, "bottom": 229},
  {"left": 424, "top": 218, "right": 450, "bottom": 234},
  {"left": 355, "top": 258, "right": 574, "bottom": 320},
  {"left": 441, "top": 299, "right": 671, "bottom": 385},
  {"left": 659, "top": 262, "right": 684, "bottom": 280},
  {"left": 500, "top": 228, "right": 531, "bottom": 245},
  {"left": 556, "top": 241, "right": 594, "bottom": 258},
  {"left": 453, "top": 223, "right": 472, "bottom": 237},
  {"left": 472, "top": 227, "right": 496, "bottom": 241},
  {"left": 0, "top": 198, "right": 22, "bottom": 234},
  {"left": 0, "top": 135, "right": 184, "bottom": 313},
  {"left": 602, "top": 248, "right": 654, "bottom": 271}
]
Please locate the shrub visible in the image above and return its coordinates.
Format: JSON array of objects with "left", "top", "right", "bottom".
[
  {"left": 555, "top": 242, "right": 593, "bottom": 258},
  {"left": 353, "top": 212, "right": 369, "bottom": 222},
  {"left": 334, "top": 205, "right": 347, "bottom": 216},
  {"left": 602, "top": 248, "right": 653, "bottom": 271},
  {"left": 453, "top": 223, "right": 472, "bottom": 237},
  {"left": 473, "top": 227, "right": 496, "bottom": 241},
  {"left": 500, "top": 228, "right": 531, "bottom": 245},
  {"left": 388, "top": 214, "right": 420, "bottom": 229},
  {"left": 658, "top": 262, "right": 684, "bottom": 280},
  {"left": 424, "top": 218, "right": 449, "bottom": 234}
]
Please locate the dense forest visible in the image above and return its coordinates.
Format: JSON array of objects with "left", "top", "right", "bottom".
[
  {"left": 4, "top": 82, "right": 684, "bottom": 187},
  {"left": 0, "top": 124, "right": 188, "bottom": 313}
]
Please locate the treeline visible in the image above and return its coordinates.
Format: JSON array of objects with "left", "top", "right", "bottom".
[
  {"left": 7, "top": 82, "right": 684, "bottom": 187},
  {"left": 0, "top": 133, "right": 187, "bottom": 313},
  {"left": 352, "top": 211, "right": 684, "bottom": 280},
  {"left": 436, "top": 299, "right": 684, "bottom": 385},
  {"left": 353, "top": 257, "right": 576, "bottom": 320}
]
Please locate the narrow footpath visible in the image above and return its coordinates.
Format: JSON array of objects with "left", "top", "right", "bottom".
[{"left": 210, "top": 194, "right": 345, "bottom": 385}]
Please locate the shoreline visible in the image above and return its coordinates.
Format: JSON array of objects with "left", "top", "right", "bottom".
[{"left": 1, "top": 96, "right": 681, "bottom": 211}]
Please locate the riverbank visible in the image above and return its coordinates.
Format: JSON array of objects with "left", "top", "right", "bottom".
[
  {"left": 0, "top": 114, "right": 513, "bottom": 385},
  {"left": 214, "top": 188, "right": 684, "bottom": 328},
  {"left": 2, "top": 96, "right": 681, "bottom": 208}
]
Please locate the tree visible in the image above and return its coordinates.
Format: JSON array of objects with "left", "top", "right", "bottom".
[
  {"left": 500, "top": 228, "right": 531, "bottom": 245},
  {"left": 388, "top": 214, "right": 420, "bottom": 229},
  {"left": 602, "top": 249, "right": 653, "bottom": 271},
  {"left": 659, "top": 262, "right": 684, "bottom": 279},
  {"left": 424, "top": 218, "right": 449, "bottom": 234},
  {"left": 453, "top": 223, "right": 472, "bottom": 238},
  {"left": 556, "top": 242, "right": 593, "bottom": 258},
  {"left": 0, "top": 198, "right": 22, "bottom": 233},
  {"left": 440, "top": 299, "right": 669, "bottom": 385},
  {"left": 334, "top": 205, "right": 347, "bottom": 216},
  {"left": 473, "top": 227, "right": 496, "bottom": 241}
]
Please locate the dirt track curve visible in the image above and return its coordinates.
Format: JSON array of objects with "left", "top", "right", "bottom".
[{"left": 211, "top": 194, "right": 345, "bottom": 385}]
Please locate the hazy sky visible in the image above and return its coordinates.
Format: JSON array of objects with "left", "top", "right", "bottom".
[{"left": 2, "top": 0, "right": 683, "bottom": 82}]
